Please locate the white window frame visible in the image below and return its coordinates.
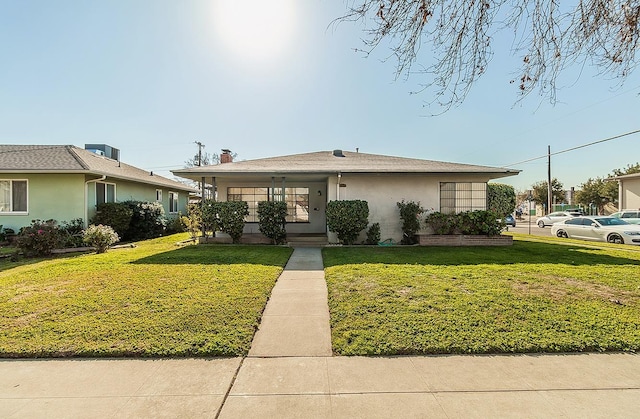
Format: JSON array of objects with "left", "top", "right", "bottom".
[
  {"left": 156, "top": 189, "right": 163, "bottom": 202},
  {"left": 96, "top": 182, "right": 117, "bottom": 205},
  {"left": 169, "top": 191, "right": 178, "bottom": 214},
  {"left": 0, "top": 179, "right": 28, "bottom": 214}
]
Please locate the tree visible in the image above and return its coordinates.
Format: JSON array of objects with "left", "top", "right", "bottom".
[
  {"left": 611, "top": 162, "right": 640, "bottom": 177},
  {"left": 575, "top": 177, "right": 617, "bottom": 215},
  {"left": 487, "top": 183, "right": 516, "bottom": 217},
  {"left": 341, "top": 1, "right": 640, "bottom": 111},
  {"left": 531, "top": 178, "right": 565, "bottom": 211},
  {"left": 184, "top": 151, "right": 219, "bottom": 168}
]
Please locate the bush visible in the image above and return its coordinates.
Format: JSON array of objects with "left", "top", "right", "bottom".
[
  {"left": 93, "top": 203, "right": 133, "bottom": 238},
  {"left": 59, "top": 218, "right": 85, "bottom": 248},
  {"left": 83, "top": 224, "right": 120, "bottom": 253},
  {"left": 487, "top": 183, "right": 516, "bottom": 217},
  {"left": 457, "top": 210, "right": 504, "bottom": 236},
  {"left": 365, "top": 222, "right": 381, "bottom": 245},
  {"left": 425, "top": 211, "right": 503, "bottom": 236},
  {"left": 397, "top": 200, "right": 424, "bottom": 244},
  {"left": 15, "top": 219, "right": 62, "bottom": 256},
  {"left": 425, "top": 212, "right": 458, "bottom": 235},
  {"left": 122, "top": 201, "right": 167, "bottom": 241},
  {"left": 181, "top": 204, "right": 202, "bottom": 240},
  {"left": 257, "top": 201, "right": 287, "bottom": 244},
  {"left": 165, "top": 216, "right": 186, "bottom": 234},
  {"left": 201, "top": 200, "right": 248, "bottom": 243},
  {"left": 326, "top": 200, "right": 369, "bottom": 245}
]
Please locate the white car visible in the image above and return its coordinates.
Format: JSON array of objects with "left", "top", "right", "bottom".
[
  {"left": 609, "top": 210, "right": 640, "bottom": 225},
  {"left": 551, "top": 216, "right": 640, "bottom": 245},
  {"left": 536, "top": 211, "right": 582, "bottom": 228}
]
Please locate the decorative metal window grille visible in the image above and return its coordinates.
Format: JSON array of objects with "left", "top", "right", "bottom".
[{"left": 227, "top": 187, "right": 309, "bottom": 223}]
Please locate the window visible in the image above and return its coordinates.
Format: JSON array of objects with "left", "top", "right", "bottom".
[
  {"left": 0, "top": 180, "right": 28, "bottom": 213},
  {"left": 169, "top": 192, "right": 178, "bottom": 213},
  {"left": 440, "top": 182, "right": 486, "bottom": 213},
  {"left": 156, "top": 189, "right": 162, "bottom": 202},
  {"left": 227, "top": 187, "right": 309, "bottom": 222},
  {"left": 96, "top": 182, "right": 116, "bottom": 205}
]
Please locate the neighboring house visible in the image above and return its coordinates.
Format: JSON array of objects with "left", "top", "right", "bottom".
[
  {"left": 172, "top": 149, "right": 520, "bottom": 243},
  {"left": 0, "top": 144, "right": 196, "bottom": 232},
  {"left": 612, "top": 172, "right": 640, "bottom": 210}
]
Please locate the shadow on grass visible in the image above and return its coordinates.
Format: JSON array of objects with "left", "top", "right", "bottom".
[
  {"left": 0, "top": 251, "right": 91, "bottom": 272},
  {"left": 131, "top": 244, "right": 293, "bottom": 267},
  {"left": 322, "top": 241, "right": 640, "bottom": 267}
]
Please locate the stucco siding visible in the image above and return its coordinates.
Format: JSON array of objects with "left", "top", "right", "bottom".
[
  {"left": 0, "top": 173, "right": 85, "bottom": 232},
  {"left": 621, "top": 178, "right": 640, "bottom": 209},
  {"left": 336, "top": 173, "right": 492, "bottom": 243}
]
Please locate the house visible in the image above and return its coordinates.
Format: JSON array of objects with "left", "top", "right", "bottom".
[
  {"left": 0, "top": 144, "right": 196, "bottom": 232},
  {"left": 172, "top": 149, "right": 520, "bottom": 243},
  {"left": 612, "top": 172, "right": 640, "bottom": 210}
]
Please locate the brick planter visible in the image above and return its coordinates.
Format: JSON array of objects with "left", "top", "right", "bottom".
[{"left": 418, "top": 234, "right": 513, "bottom": 247}]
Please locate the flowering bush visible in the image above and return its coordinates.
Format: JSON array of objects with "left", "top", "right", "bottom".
[
  {"left": 16, "top": 220, "right": 63, "bottom": 256},
  {"left": 83, "top": 224, "right": 120, "bottom": 253}
]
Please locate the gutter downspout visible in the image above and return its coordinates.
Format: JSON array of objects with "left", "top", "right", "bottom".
[{"left": 84, "top": 175, "right": 106, "bottom": 228}]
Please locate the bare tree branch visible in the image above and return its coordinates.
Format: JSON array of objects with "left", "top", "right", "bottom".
[{"left": 341, "top": 0, "right": 640, "bottom": 111}]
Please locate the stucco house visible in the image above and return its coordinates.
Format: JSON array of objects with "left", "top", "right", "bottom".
[
  {"left": 612, "top": 172, "right": 640, "bottom": 210},
  {"left": 172, "top": 149, "right": 520, "bottom": 243},
  {"left": 0, "top": 144, "right": 195, "bottom": 232}
]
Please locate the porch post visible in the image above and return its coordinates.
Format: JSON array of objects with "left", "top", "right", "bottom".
[
  {"left": 212, "top": 177, "right": 217, "bottom": 201},
  {"left": 281, "top": 177, "right": 286, "bottom": 201}
]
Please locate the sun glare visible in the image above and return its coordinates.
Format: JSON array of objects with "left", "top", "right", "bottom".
[{"left": 212, "top": 0, "right": 297, "bottom": 64}]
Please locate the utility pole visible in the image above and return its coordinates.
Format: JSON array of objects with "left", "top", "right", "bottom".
[
  {"left": 194, "top": 141, "right": 205, "bottom": 166},
  {"left": 547, "top": 145, "right": 552, "bottom": 215}
]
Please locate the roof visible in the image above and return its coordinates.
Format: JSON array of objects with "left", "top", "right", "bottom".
[
  {"left": 610, "top": 172, "right": 640, "bottom": 181},
  {"left": 0, "top": 145, "right": 196, "bottom": 191},
  {"left": 172, "top": 150, "right": 520, "bottom": 179}
]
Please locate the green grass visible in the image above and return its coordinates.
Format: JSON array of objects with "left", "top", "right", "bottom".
[
  {"left": 323, "top": 235, "right": 640, "bottom": 355},
  {"left": 0, "top": 234, "right": 293, "bottom": 358}
]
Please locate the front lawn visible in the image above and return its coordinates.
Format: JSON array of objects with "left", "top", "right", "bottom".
[
  {"left": 324, "top": 236, "right": 640, "bottom": 355},
  {"left": 0, "top": 234, "right": 293, "bottom": 357}
]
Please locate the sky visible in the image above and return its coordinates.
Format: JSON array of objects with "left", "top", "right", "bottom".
[{"left": 1, "top": 0, "right": 639, "bottom": 193}]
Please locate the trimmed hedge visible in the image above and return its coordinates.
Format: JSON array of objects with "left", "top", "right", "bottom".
[
  {"left": 326, "top": 200, "right": 369, "bottom": 245},
  {"left": 258, "top": 201, "right": 287, "bottom": 244}
]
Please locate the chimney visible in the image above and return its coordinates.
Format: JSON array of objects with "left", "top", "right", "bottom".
[{"left": 221, "top": 149, "right": 233, "bottom": 164}]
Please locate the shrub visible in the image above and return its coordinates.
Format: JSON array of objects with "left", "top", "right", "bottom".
[
  {"left": 181, "top": 204, "right": 202, "bottom": 240},
  {"left": 326, "top": 200, "right": 369, "bottom": 245},
  {"left": 457, "top": 210, "right": 504, "bottom": 236},
  {"left": 487, "top": 183, "right": 516, "bottom": 217},
  {"left": 15, "top": 219, "right": 62, "bottom": 256},
  {"left": 83, "top": 224, "right": 120, "bottom": 253},
  {"left": 425, "top": 212, "right": 458, "bottom": 235},
  {"left": 165, "top": 215, "right": 186, "bottom": 234},
  {"left": 365, "top": 222, "right": 381, "bottom": 245},
  {"left": 93, "top": 203, "right": 133, "bottom": 238},
  {"left": 257, "top": 201, "right": 287, "bottom": 244},
  {"left": 425, "top": 211, "right": 504, "bottom": 236},
  {"left": 397, "top": 200, "right": 424, "bottom": 244},
  {"left": 201, "top": 200, "right": 248, "bottom": 243},
  {"left": 59, "top": 218, "right": 85, "bottom": 248},
  {"left": 122, "top": 201, "right": 167, "bottom": 241}
]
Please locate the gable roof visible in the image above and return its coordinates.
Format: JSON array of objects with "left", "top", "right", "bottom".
[
  {"left": 0, "top": 145, "right": 195, "bottom": 191},
  {"left": 172, "top": 150, "right": 519, "bottom": 179}
]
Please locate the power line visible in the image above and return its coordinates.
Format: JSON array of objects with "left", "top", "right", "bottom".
[{"left": 503, "top": 128, "right": 640, "bottom": 168}]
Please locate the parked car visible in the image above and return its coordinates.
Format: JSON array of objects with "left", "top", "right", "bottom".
[
  {"left": 609, "top": 209, "right": 640, "bottom": 225},
  {"left": 504, "top": 214, "right": 516, "bottom": 227},
  {"left": 551, "top": 216, "right": 640, "bottom": 245},
  {"left": 536, "top": 211, "right": 582, "bottom": 228}
]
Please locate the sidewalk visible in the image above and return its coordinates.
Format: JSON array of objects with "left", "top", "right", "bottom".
[{"left": 2, "top": 248, "right": 640, "bottom": 418}]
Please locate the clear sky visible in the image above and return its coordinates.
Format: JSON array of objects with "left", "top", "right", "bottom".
[{"left": 1, "top": 0, "right": 638, "bottom": 193}]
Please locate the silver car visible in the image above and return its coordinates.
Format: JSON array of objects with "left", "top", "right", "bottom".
[
  {"left": 536, "top": 211, "right": 581, "bottom": 228},
  {"left": 551, "top": 216, "right": 640, "bottom": 245}
]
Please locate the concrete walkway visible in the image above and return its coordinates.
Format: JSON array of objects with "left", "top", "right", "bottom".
[{"left": 2, "top": 248, "right": 640, "bottom": 418}]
